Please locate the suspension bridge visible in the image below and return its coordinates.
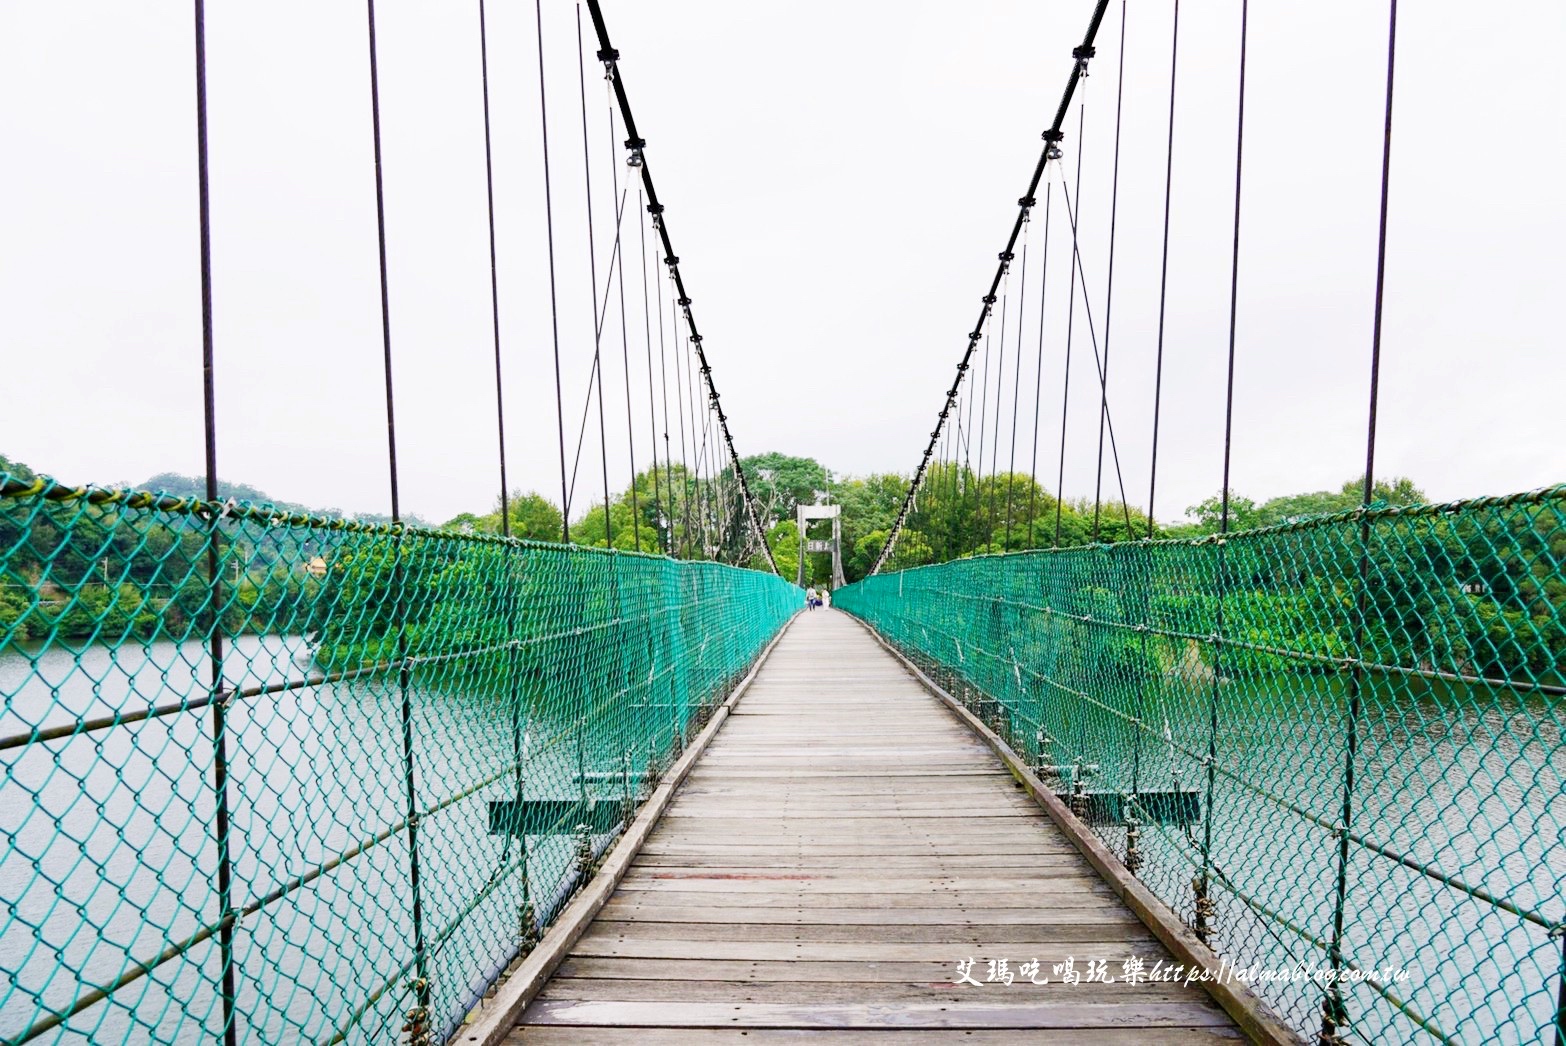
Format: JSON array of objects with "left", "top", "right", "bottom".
[{"left": 0, "top": 1, "right": 1561, "bottom": 1045}]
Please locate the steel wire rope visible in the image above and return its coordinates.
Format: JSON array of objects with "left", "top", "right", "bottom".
[
  {"left": 1027, "top": 184, "right": 1053, "bottom": 548},
  {"left": 637, "top": 189, "right": 667, "bottom": 554},
  {"left": 1324, "top": 2, "right": 1400, "bottom": 1038},
  {"left": 575, "top": 6, "right": 612, "bottom": 545},
  {"left": 1092, "top": 1, "right": 1128, "bottom": 541},
  {"left": 363, "top": 0, "right": 431, "bottom": 1025},
  {"left": 584, "top": 0, "right": 779, "bottom": 571},
  {"left": 1054, "top": 100, "right": 1086, "bottom": 548},
  {"left": 987, "top": 263, "right": 1013, "bottom": 547},
  {"left": 870, "top": 0, "right": 1111, "bottom": 574},
  {"left": 534, "top": 0, "right": 570, "bottom": 542},
  {"left": 189, "top": 4, "right": 238, "bottom": 1041},
  {"left": 1198, "top": 0, "right": 1250, "bottom": 951},
  {"left": 605, "top": 90, "right": 641, "bottom": 551},
  {"left": 1004, "top": 224, "right": 1032, "bottom": 549},
  {"left": 1051, "top": 155, "right": 1136, "bottom": 541}
]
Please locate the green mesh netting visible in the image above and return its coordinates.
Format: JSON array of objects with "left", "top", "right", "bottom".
[
  {"left": 0, "top": 474, "right": 799, "bottom": 1044},
  {"left": 836, "top": 485, "right": 1566, "bottom": 1044}
]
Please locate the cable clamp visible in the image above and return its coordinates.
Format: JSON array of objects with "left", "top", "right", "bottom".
[
  {"left": 664, "top": 254, "right": 679, "bottom": 266},
  {"left": 596, "top": 47, "right": 620, "bottom": 63},
  {"left": 677, "top": 296, "right": 691, "bottom": 307},
  {"left": 1018, "top": 195, "right": 1036, "bottom": 208},
  {"left": 998, "top": 250, "right": 1014, "bottom": 263},
  {"left": 646, "top": 202, "right": 664, "bottom": 216},
  {"left": 1073, "top": 43, "right": 1095, "bottom": 74},
  {"left": 982, "top": 294, "right": 997, "bottom": 306}
]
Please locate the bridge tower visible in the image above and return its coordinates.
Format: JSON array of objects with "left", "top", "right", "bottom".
[{"left": 795, "top": 504, "right": 847, "bottom": 590}]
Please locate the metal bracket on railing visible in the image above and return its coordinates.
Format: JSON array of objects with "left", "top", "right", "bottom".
[
  {"left": 1192, "top": 875, "right": 1215, "bottom": 945},
  {"left": 1124, "top": 809, "right": 1143, "bottom": 876},
  {"left": 401, "top": 988, "right": 430, "bottom": 1046},
  {"left": 574, "top": 823, "right": 594, "bottom": 877},
  {"left": 517, "top": 900, "right": 539, "bottom": 950},
  {"left": 1069, "top": 772, "right": 1088, "bottom": 819},
  {"left": 1034, "top": 728, "right": 1056, "bottom": 778}
]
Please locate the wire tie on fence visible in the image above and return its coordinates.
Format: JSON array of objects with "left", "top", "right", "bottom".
[{"left": 1548, "top": 922, "right": 1566, "bottom": 940}]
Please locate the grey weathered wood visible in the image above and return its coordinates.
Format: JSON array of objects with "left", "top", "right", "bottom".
[
  {"left": 569, "top": 933, "right": 1162, "bottom": 957},
  {"left": 576, "top": 920, "right": 1152, "bottom": 945},
  {"left": 508, "top": 610, "right": 1251, "bottom": 1042},
  {"left": 509, "top": 1028, "right": 1245, "bottom": 1044},
  {"left": 520, "top": 999, "right": 1236, "bottom": 1029},
  {"left": 536, "top": 977, "right": 1227, "bottom": 1005}
]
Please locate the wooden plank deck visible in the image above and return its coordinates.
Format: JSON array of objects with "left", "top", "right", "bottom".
[{"left": 509, "top": 609, "right": 1244, "bottom": 1043}]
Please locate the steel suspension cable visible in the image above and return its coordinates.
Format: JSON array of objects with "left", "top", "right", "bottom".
[
  {"left": 563, "top": 185, "right": 631, "bottom": 513},
  {"left": 534, "top": 0, "right": 570, "bottom": 543},
  {"left": 682, "top": 304, "right": 707, "bottom": 554},
  {"left": 974, "top": 304, "right": 993, "bottom": 549},
  {"left": 1028, "top": 184, "right": 1053, "bottom": 548},
  {"left": 478, "top": 0, "right": 510, "bottom": 539},
  {"left": 1052, "top": 159, "right": 1135, "bottom": 540},
  {"left": 1092, "top": 0, "right": 1128, "bottom": 541},
  {"left": 477, "top": 0, "right": 531, "bottom": 912},
  {"left": 605, "top": 98, "right": 640, "bottom": 552},
  {"left": 584, "top": 0, "right": 778, "bottom": 573},
  {"left": 362, "top": 0, "right": 430, "bottom": 1025},
  {"left": 665, "top": 254, "right": 693, "bottom": 557},
  {"left": 575, "top": 7, "right": 611, "bottom": 546},
  {"left": 1147, "top": 0, "right": 1180, "bottom": 537},
  {"left": 987, "top": 267, "right": 1011, "bottom": 545},
  {"left": 653, "top": 240, "right": 678, "bottom": 556},
  {"left": 637, "top": 189, "right": 667, "bottom": 554},
  {"left": 1054, "top": 102, "right": 1085, "bottom": 548},
  {"left": 189, "top": 5, "right": 236, "bottom": 1041},
  {"left": 1325, "top": 2, "right": 1398, "bottom": 1038},
  {"left": 1199, "top": 0, "right": 1250, "bottom": 949},
  {"left": 870, "top": 0, "right": 1110, "bottom": 575},
  {"left": 1004, "top": 230, "right": 1030, "bottom": 549}
]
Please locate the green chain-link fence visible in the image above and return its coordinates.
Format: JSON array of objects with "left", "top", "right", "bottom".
[
  {"left": 836, "top": 485, "right": 1566, "bottom": 1045},
  {"left": 0, "top": 473, "right": 799, "bottom": 1044}
]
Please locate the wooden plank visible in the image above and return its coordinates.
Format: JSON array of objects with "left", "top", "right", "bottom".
[
  {"left": 500, "top": 610, "right": 1245, "bottom": 1042},
  {"left": 596, "top": 904, "right": 1127, "bottom": 924},
  {"left": 509, "top": 1028, "right": 1246, "bottom": 1044},
  {"left": 566, "top": 933, "right": 1165, "bottom": 958},
  {"left": 535, "top": 977, "right": 1228, "bottom": 1005},
  {"left": 553, "top": 956, "right": 1128, "bottom": 983},
  {"left": 628, "top": 854, "right": 1091, "bottom": 871},
  {"left": 570, "top": 920, "right": 1146, "bottom": 945},
  {"left": 518, "top": 999, "right": 1237, "bottom": 1029},
  {"left": 595, "top": 891, "right": 1114, "bottom": 909},
  {"left": 617, "top": 873, "right": 1103, "bottom": 889}
]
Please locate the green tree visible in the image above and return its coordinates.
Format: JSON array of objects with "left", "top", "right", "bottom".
[{"left": 740, "top": 453, "right": 829, "bottom": 528}]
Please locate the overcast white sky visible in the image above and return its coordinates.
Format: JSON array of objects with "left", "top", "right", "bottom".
[{"left": 2, "top": 1, "right": 1562, "bottom": 526}]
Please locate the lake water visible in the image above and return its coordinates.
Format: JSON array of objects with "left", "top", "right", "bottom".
[
  {"left": 1032, "top": 664, "right": 1565, "bottom": 1043},
  {"left": 0, "top": 634, "right": 649, "bottom": 1044}
]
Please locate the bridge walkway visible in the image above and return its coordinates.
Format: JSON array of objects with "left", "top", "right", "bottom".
[{"left": 509, "top": 609, "right": 1243, "bottom": 1043}]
